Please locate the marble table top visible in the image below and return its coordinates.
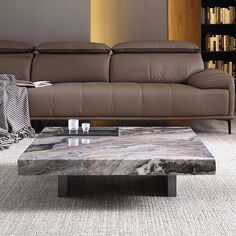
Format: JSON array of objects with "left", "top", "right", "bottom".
[{"left": 18, "top": 127, "right": 216, "bottom": 176}]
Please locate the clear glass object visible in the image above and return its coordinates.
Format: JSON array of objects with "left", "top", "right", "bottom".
[
  {"left": 82, "top": 123, "right": 90, "bottom": 134},
  {"left": 68, "top": 119, "right": 79, "bottom": 131}
]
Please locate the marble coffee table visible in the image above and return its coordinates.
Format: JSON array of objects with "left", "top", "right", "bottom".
[{"left": 18, "top": 127, "right": 216, "bottom": 197}]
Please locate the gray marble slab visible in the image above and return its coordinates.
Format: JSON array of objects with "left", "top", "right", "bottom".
[{"left": 18, "top": 127, "right": 216, "bottom": 176}]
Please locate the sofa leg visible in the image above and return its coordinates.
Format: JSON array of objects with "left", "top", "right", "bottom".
[{"left": 227, "top": 120, "right": 232, "bottom": 135}]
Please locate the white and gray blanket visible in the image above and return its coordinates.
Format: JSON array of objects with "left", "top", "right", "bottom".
[{"left": 0, "top": 74, "right": 35, "bottom": 150}]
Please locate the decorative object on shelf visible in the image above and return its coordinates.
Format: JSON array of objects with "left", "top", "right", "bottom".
[
  {"left": 205, "top": 60, "right": 235, "bottom": 77},
  {"left": 201, "top": 0, "right": 236, "bottom": 79},
  {"left": 201, "top": 6, "right": 235, "bottom": 24},
  {"left": 205, "top": 34, "right": 235, "bottom": 51}
]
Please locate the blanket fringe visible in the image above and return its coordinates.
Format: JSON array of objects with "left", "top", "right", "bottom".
[{"left": 0, "top": 126, "right": 35, "bottom": 150}]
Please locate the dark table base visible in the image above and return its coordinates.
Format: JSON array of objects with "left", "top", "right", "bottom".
[{"left": 58, "top": 175, "right": 177, "bottom": 198}]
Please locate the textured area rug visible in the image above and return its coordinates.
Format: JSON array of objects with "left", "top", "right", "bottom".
[{"left": 0, "top": 121, "right": 236, "bottom": 236}]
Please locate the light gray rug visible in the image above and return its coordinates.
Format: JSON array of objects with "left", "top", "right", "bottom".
[{"left": 0, "top": 120, "right": 236, "bottom": 236}]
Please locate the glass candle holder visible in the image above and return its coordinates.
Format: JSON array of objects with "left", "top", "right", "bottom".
[
  {"left": 82, "top": 123, "right": 90, "bottom": 134},
  {"left": 68, "top": 119, "right": 79, "bottom": 131}
]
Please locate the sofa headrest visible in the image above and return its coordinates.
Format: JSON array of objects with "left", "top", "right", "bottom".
[
  {"left": 36, "top": 42, "right": 111, "bottom": 54},
  {"left": 0, "top": 40, "right": 34, "bottom": 53},
  {"left": 0, "top": 53, "right": 33, "bottom": 81},
  {"left": 112, "top": 40, "right": 201, "bottom": 54}
]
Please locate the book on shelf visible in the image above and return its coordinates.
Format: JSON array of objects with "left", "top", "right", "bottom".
[
  {"left": 16, "top": 80, "right": 52, "bottom": 88},
  {"left": 205, "top": 34, "right": 236, "bottom": 51},
  {"left": 204, "top": 61, "right": 235, "bottom": 77},
  {"left": 201, "top": 6, "right": 235, "bottom": 24}
]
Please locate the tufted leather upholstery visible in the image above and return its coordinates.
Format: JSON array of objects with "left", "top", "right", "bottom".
[
  {"left": 1, "top": 40, "right": 234, "bottom": 121},
  {"left": 31, "top": 54, "right": 110, "bottom": 83},
  {"left": 28, "top": 82, "right": 229, "bottom": 118},
  {"left": 0, "top": 53, "right": 33, "bottom": 81},
  {"left": 110, "top": 53, "right": 204, "bottom": 84},
  {"left": 36, "top": 41, "right": 111, "bottom": 54},
  {"left": 188, "top": 69, "right": 235, "bottom": 117},
  {"left": 112, "top": 40, "right": 201, "bottom": 53}
]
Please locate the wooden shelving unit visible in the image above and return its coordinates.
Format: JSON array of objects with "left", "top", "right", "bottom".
[{"left": 201, "top": 0, "right": 236, "bottom": 78}]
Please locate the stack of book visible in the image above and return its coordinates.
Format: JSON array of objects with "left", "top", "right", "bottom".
[
  {"left": 205, "top": 61, "right": 235, "bottom": 77},
  {"left": 205, "top": 35, "right": 236, "bottom": 51},
  {"left": 201, "top": 6, "right": 235, "bottom": 24}
]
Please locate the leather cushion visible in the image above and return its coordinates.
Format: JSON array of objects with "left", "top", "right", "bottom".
[
  {"left": 36, "top": 42, "right": 111, "bottom": 54},
  {"left": 28, "top": 83, "right": 229, "bottom": 118},
  {"left": 0, "top": 54, "right": 33, "bottom": 81},
  {"left": 188, "top": 69, "right": 235, "bottom": 117},
  {"left": 31, "top": 54, "right": 110, "bottom": 83},
  {"left": 110, "top": 53, "right": 204, "bottom": 83},
  {"left": 0, "top": 40, "right": 34, "bottom": 53},
  {"left": 112, "top": 40, "right": 201, "bottom": 54}
]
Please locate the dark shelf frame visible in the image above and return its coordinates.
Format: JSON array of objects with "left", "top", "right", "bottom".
[
  {"left": 202, "top": 0, "right": 236, "bottom": 8},
  {"left": 201, "top": 24, "right": 236, "bottom": 35},
  {"left": 202, "top": 51, "right": 236, "bottom": 61}
]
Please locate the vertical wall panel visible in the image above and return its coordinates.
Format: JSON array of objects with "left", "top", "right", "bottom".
[
  {"left": 0, "top": 0, "right": 30, "bottom": 42},
  {"left": 91, "top": 0, "right": 104, "bottom": 43},
  {"left": 91, "top": 0, "right": 167, "bottom": 46},
  {"left": 168, "top": 0, "right": 201, "bottom": 47},
  {"left": 0, "top": 0, "right": 90, "bottom": 44},
  {"left": 147, "top": 0, "right": 168, "bottom": 40}
]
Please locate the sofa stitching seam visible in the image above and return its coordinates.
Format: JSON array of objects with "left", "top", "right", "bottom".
[
  {"left": 168, "top": 84, "right": 172, "bottom": 116},
  {"left": 51, "top": 86, "right": 54, "bottom": 116},
  {"left": 201, "top": 89, "right": 203, "bottom": 116},
  {"left": 81, "top": 83, "right": 84, "bottom": 115},
  {"left": 141, "top": 84, "right": 144, "bottom": 116},
  {"left": 111, "top": 84, "right": 113, "bottom": 116}
]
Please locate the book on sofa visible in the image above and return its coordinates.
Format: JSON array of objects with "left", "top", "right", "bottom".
[{"left": 16, "top": 80, "right": 52, "bottom": 88}]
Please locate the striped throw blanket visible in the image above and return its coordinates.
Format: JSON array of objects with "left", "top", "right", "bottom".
[{"left": 0, "top": 74, "right": 35, "bottom": 150}]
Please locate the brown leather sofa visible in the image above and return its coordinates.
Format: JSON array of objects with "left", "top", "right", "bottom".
[{"left": 0, "top": 40, "right": 235, "bottom": 133}]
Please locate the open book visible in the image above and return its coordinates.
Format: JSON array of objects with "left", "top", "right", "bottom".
[{"left": 16, "top": 80, "right": 52, "bottom": 88}]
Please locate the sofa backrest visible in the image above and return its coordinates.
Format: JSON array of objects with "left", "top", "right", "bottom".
[
  {"left": 31, "top": 54, "right": 111, "bottom": 83},
  {"left": 0, "top": 40, "right": 205, "bottom": 83},
  {"left": 0, "top": 40, "right": 34, "bottom": 81},
  {"left": 110, "top": 41, "right": 204, "bottom": 83},
  {"left": 31, "top": 42, "right": 111, "bottom": 83}
]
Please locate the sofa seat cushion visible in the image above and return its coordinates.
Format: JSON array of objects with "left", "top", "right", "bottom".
[{"left": 28, "top": 83, "right": 229, "bottom": 118}]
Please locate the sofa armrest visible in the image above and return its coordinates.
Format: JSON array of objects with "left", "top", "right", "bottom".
[{"left": 187, "top": 69, "right": 235, "bottom": 117}]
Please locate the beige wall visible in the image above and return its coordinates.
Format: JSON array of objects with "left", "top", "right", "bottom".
[
  {"left": 0, "top": 0, "right": 90, "bottom": 45},
  {"left": 91, "top": 0, "right": 167, "bottom": 47}
]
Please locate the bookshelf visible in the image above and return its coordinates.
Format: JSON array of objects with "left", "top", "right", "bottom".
[{"left": 201, "top": 0, "right": 236, "bottom": 78}]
